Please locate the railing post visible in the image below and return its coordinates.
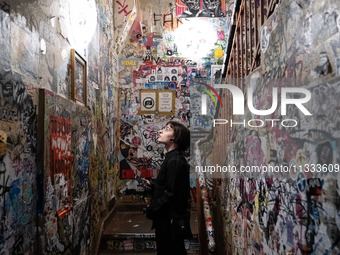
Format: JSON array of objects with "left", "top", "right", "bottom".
[
  {"left": 240, "top": 1, "right": 244, "bottom": 82},
  {"left": 249, "top": 0, "right": 253, "bottom": 73},
  {"left": 244, "top": 0, "right": 248, "bottom": 76},
  {"left": 254, "top": 0, "right": 258, "bottom": 55},
  {"left": 260, "top": 0, "right": 264, "bottom": 24}
]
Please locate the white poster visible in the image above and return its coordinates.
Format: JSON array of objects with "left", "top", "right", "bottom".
[{"left": 158, "top": 92, "right": 173, "bottom": 113}]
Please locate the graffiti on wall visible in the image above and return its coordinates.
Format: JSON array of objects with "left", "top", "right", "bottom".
[
  {"left": 210, "top": 0, "right": 340, "bottom": 254},
  {"left": 220, "top": 67, "right": 340, "bottom": 255},
  {"left": 0, "top": 0, "right": 119, "bottom": 253},
  {"left": 221, "top": 173, "right": 340, "bottom": 254},
  {"left": 0, "top": 70, "right": 37, "bottom": 254}
]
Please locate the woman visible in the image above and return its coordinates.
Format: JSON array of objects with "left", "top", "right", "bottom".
[{"left": 145, "top": 120, "right": 191, "bottom": 255}]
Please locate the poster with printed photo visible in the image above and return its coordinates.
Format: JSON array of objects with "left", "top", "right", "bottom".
[
  {"left": 211, "top": 65, "right": 223, "bottom": 85},
  {"left": 140, "top": 90, "right": 157, "bottom": 113}
]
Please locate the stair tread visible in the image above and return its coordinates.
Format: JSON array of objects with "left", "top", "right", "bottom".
[
  {"left": 103, "top": 211, "right": 154, "bottom": 235},
  {"left": 100, "top": 250, "right": 199, "bottom": 254},
  {"left": 100, "top": 207, "right": 200, "bottom": 254},
  {"left": 103, "top": 208, "right": 199, "bottom": 236},
  {"left": 99, "top": 251, "right": 156, "bottom": 254}
]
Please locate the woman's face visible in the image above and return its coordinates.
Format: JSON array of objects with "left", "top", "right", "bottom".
[{"left": 158, "top": 124, "right": 175, "bottom": 145}]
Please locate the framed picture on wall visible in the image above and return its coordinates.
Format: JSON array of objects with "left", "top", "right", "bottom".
[{"left": 71, "top": 49, "right": 87, "bottom": 106}]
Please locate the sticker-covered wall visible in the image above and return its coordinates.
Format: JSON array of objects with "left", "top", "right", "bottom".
[
  {"left": 115, "top": 0, "right": 230, "bottom": 199},
  {"left": 206, "top": 0, "right": 340, "bottom": 254},
  {"left": 0, "top": 0, "right": 117, "bottom": 254}
]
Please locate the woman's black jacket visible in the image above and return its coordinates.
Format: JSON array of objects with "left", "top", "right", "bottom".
[{"left": 148, "top": 149, "right": 190, "bottom": 221}]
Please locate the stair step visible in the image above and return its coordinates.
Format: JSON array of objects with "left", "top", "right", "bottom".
[
  {"left": 99, "top": 251, "right": 156, "bottom": 254},
  {"left": 101, "top": 236, "right": 200, "bottom": 254},
  {"left": 100, "top": 238, "right": 157, "bottom": 254},
  {"left": 99, "top": 206, "right": 200, "bottom": 254}
]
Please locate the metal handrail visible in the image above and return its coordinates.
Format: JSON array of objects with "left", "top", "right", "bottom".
[
  {"left": 224, "top": 0, "right": 280, "bottom": 81},
  {"left": 214, "top": 0, "right": 280, "bottom": 165}
]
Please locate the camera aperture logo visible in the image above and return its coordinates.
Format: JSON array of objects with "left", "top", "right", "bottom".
[{"left": 201, "top": 84, "right": 312, "bottom": 128}]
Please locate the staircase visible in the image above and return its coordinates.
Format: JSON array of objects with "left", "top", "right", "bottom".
[{"left": 99, "top": 203, "right": 200, "bottom": 254}]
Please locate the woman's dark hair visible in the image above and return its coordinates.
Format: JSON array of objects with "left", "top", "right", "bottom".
[{"left": 167, "top": 120, "right": 190, "bottom": 151}]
